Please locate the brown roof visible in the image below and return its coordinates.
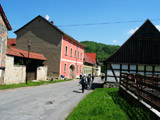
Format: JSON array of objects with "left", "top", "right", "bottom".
[
  {"left": 0, "top": 4, "right": 12, "bottom": 30},
  {"left": 14, "top": 15, "right": 85, "bottom": 48},
  {"left": 7, "top": 48, "right": 47, "bottom": 61}
]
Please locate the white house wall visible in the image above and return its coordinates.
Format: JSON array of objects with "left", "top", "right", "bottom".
[
  {"left": 4, "top": 55, "right": 26, "bottom": 84},
  {"left": 37, "top": 66, "right": 48, "bottom": 81}
]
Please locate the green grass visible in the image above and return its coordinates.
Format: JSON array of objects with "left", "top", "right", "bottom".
[
  {"left": 67, "top": 88, "right": 151, "bottom": 120},
  {"left": 0, "top": 79, "right": 72, "bottom": 90}
]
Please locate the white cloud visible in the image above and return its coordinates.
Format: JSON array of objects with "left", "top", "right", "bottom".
[
  {"left": 128, "top": 25, "right": 160, "bottom": 35},
  {"left": 113, "top": 40, "right": 117, "bottom": 44},
  {"left": 156, "top": 25, "right": 160, "bottom": 31},
  {"left": 128, "top": 27, "right": 139, "bottom": 35}
]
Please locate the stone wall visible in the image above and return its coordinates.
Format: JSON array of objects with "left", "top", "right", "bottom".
[
  {"left": 0, "top": 14, "right": 7, "bottom": 67},
  {"left": 37, "top": 66, "right": 48, "bottom": 81},
  {"left": 4, "top": 55, "right": 26, "bottom": 84},
  {"left": 0, "top": 14, "right": 8, "bottom": 84}
]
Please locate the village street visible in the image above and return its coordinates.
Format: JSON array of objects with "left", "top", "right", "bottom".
[{"left": 0, "top": 77, "right": 102, "bottom": 120}]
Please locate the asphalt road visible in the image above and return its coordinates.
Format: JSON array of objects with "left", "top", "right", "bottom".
[{"left": 0, "top": 79, "right": 94, "bottom": 120}]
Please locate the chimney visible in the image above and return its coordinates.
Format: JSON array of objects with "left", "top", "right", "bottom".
[{"left": 51, "top": 21, "right": 54, "bottom": 25}]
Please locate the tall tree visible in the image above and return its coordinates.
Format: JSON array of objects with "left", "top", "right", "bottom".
[{"left": 80, "top": 41, "right": 120, "bottom": 72}]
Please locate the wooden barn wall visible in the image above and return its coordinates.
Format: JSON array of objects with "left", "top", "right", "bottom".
[
  {"left": 110, "top": 38, "right": 160, "bottom": 64},
  {"left": 106, "top": 20, "right": 160, "bottom": 65}
]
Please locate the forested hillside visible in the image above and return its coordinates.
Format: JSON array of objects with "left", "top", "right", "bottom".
[{"left": 80, "top": 41, "right": 120, "bottom": 72}]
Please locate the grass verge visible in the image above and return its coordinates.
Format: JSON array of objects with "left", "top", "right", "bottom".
[
  {"left": 0, "top": 79, "right": 72, "bottom": 90},
  {"left": 67, "top": 88, "right": 151, "bottom": 120}
]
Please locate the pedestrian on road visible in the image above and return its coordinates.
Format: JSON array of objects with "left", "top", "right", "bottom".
[
  {"left": 87, "top": 74, "right": 91, "bottom": 88},
  {"left": 79, "top": 75, "right": 86, "bottom": 93},
  {"left": 101, "top": 73, "right": 105, "bottom": 81},
  {"left": 92, "top": 74, "right": 95, "bottom": 82},
  {"left": 79, "top": 73, "right": 82, "bottom": 80}
]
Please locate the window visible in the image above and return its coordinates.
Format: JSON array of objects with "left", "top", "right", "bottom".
[
  {"left": 80, "top": 53, "right": 82, "bottom": 59},
  {"left": 78, "top": 51, "right": 79, "bottom": 59},
  {"left": 77, "top": 65, "right": 78, "bottom": 73},
  {"left": 70, "top": 48, "right": 73, "bottom": 57},
  {"left": 64, "top": 63, "right": 67, "bottom": 73},
  {"left": 75, "top": 50, "right": 77, "bottom": 58},
  {"left": 80, "top": 65, "right": 81, "bottom": 73},
  {"left": 65, "top": 46, "right": 68, "bottom": 56}
]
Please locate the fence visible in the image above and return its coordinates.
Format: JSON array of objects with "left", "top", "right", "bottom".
[{"left": 120, "top": 73, "right": 160, "bottom": 112}]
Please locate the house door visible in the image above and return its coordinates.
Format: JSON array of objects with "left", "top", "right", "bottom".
[
  {"left": 27, "top": 63, "right": 37, "bottom": 81},
  {"left": 69, "top": 65, "right": 75, "bottom": 79}
]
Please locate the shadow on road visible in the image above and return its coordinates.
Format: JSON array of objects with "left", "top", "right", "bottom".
[
  {"left": 73, "top": 90, "right": 82, "bottom": 93},
  {"left": 90, "top": 83, "right": 104, "bottom": 90}
]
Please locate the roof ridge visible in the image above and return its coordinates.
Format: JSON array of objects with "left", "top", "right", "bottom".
[
  {"left": 14, "top": 15, "right": 85, "bottom": 48},
  {"left": 104, "top": 19, "right": 160, "bottom": 64},
  {"left": 0, "top": 4, "right": 12, "bottom": 30}
]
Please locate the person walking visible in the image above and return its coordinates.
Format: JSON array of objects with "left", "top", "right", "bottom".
[
  {"left": 92, "top": 74, "right": 95, "bottom": 82},
  {"left": 79, "top": 73, "right": 82, "bottom": 80},
  {"left": 87, "top": 74, "right": 91, "bottom": 88},
  {"left": 80, "top": 75, "right": 86, "bottom": 93},
  {"left": 101, "top": 73, "right": 105, "bottom": 81}
]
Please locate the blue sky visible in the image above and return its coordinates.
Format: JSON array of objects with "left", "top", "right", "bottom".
[{"left": 1, "top": 0, "right": 160, "bottom": 45}]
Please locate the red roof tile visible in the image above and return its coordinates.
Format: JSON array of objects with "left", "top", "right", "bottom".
[
  {"left": 7, "top": 38, "right": 16, "bottom": 48},
  {"left": 84, "top": 53, "right": 96, "bottom": 64},
  {"left": 7, "top": 48, "right": 47, "bottom": 61},
  {"left": 0, "top": 4, "right": 12, "bottom": 30}
]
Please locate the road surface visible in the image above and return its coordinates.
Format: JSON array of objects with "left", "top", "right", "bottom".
[{"left": 0, "top": 79, "right": 95, "bottom": 120}]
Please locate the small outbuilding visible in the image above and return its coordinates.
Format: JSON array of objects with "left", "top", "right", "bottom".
[
  {"left": 4, "top": 46, "right": 47, "bottom": 84},
  {"left": 83, "top": 53, "right": 101, "bottom": 76}
]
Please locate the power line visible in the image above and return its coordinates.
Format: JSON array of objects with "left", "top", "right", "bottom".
[
  {"left": 10, "top": 18, "right": 160, "bottom": 30},
  {"left": 58, "top": 19, "right": 160, "bottom": 27}
]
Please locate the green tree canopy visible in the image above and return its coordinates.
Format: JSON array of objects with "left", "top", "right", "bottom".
[{"left": 80, "top": 41, "right": 120, "bottom": 72}]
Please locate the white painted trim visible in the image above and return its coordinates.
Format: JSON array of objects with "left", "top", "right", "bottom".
[
  {"left": 61, "top": 59, "right": 83, "bottom": 64},
  {"left": 69, "top": 63, "right": 75, "bottom": 68},
  {"left": 120, "top": 85, "right": 160, "bottom": 118},
  {"left": 59, "top": 36, "right": 63, "bottom": 76}
]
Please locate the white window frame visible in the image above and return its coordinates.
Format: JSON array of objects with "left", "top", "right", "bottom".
[
  {"left": 77, "top": 65, "right": 78, "bottom": 73},
  {"left": 65, "top": 46, "right": 68, "bottom": 56},
  {"left": 75, "top": 50, "right": 77, "bottom": 58},
  {"left": 64, "top": 63, "right": 67, "bottom": 73},
  {"left": 80, "top": 53, "right": 82, "bottom": 59},
  {"left": 70, "top": 48, "right": 73, "bottom": 57}
]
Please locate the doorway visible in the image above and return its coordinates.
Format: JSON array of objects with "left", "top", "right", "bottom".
[{"left": 69, "top": 64, "right": 75, "bottom": 79}]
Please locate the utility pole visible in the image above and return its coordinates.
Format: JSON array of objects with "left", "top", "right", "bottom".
[{"left": 26, "top": 40, "right": 31, "bottom": 84}]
